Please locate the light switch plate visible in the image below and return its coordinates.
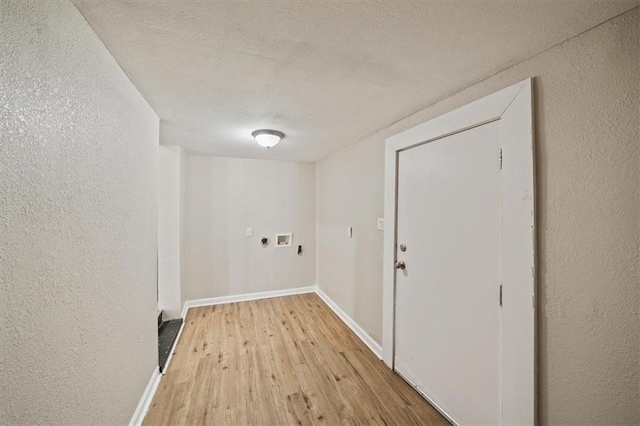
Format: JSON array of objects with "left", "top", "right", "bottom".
[
  {"left": 377, "top": 218, "right": 384, "bottom": 231},
  {"left": 246, "top": 227, "right": 253, "bottom": 237}
]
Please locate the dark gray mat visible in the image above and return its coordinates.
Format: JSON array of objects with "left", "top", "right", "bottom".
[{"left": 158, "top": 318, "right": 183, "bottom": 373}]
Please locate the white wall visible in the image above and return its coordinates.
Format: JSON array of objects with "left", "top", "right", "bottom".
[
  {"left": 0, "top": 0, "right": 159, "bottom": 424},
  {"left": 183, "top": 155, "right": 316, "bottom": 302},
  {"left": 158, "top": 146, "right": 183, "bottom": 318},
  {"left": 316, "top": 8, "right": 639, "bottom": 425},
  {"left": 316, "top": 141, "right": 385, "bottom": 343}
]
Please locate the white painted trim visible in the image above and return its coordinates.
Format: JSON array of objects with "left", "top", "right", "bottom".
[
  {"left": 315, "top": 287, "right": 383, "bottom": 359},
  {"left": 129, "top": 367, "right": 161, "bottom": 426},
  {"left": 383, "top": 79, "right": 535, "bottom": 425},
  {"left": 161, "top": 318, "right": 186, "bottom": 375},
  {"left": 180, "top": 286, "right": 316, "bottom": 318}
]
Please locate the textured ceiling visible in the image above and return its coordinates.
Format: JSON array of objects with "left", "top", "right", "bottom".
[{"left": 73, "top": 0, "right": 638, "bottom": 162}]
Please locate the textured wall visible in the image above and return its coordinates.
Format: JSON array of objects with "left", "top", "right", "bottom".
[
  {"left": 0, "top": 1, "right": 159, "bottom": 424},
  {"left": 158, "top": 146, "right": 182, "bottom": 319},
  {"left": 183, "top": 155, "right": 316, "bottom": 302},
  {"left": 317, "top": 8, "right": 639, "bottom": 425}
]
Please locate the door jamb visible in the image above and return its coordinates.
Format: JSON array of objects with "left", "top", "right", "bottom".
[{"left": 382, "top": 79, "right": 536, "bottom": 425}]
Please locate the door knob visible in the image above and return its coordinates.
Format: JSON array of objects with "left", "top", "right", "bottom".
[{"left": 395, "top": 261, "right": 406, "bottom": 270}]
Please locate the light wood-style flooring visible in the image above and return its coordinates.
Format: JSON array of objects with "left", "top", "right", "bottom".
[{"left": 144, "top": 293, "right": 447, "bottom": 425}]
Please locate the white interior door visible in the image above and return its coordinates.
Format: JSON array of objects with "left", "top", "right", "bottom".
[
  {"left": 394, "top": 121, "right": 502, "bottom": 425},
  {"left": 384, "top": 80, "right": 535, "bottom": 425}
]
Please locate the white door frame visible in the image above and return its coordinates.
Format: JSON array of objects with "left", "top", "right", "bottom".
[{"left": 382, "top": 79, "right": 536, "bottom": 425}]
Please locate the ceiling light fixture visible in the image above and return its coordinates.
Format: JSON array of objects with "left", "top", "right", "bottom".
[{"left": 252, "top": 129, "right": 284, "bottom": 148}]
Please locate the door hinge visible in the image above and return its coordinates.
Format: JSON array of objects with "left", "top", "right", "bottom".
[
  {"left": 499, "top": 149, "right": 503, "bottom": 170},
  {"left": 499, "top": 284, "right": 503, "bottom": 306}
]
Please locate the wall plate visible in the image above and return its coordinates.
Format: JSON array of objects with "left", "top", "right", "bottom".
[{"left": 275, "top": 233, "right": 292, "bottom": 248}]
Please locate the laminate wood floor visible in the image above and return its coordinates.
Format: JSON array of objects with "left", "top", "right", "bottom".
[{"left": 144, "top": 293, "right": 447, "bottom": 425}]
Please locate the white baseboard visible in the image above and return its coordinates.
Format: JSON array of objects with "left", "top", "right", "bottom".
[
  {"left": 180, "top": 285, "right": 316, "bottom": 318},
  {"left": 129, "top": 367, "right": 161, "bottom": 426},
  {"left": 315, "top": 286, "right": 383, "bottom": 359}
]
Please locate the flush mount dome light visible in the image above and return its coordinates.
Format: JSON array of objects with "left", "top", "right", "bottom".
[{"left": 252, "top": 129, "right": 284, "bottom": 148}]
